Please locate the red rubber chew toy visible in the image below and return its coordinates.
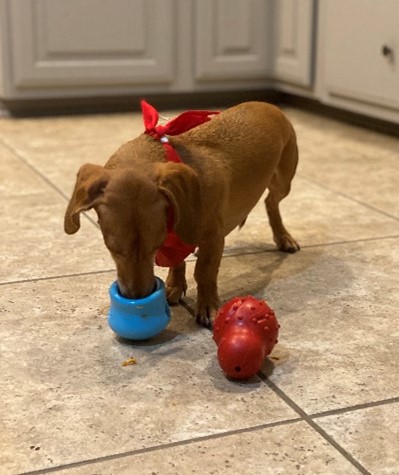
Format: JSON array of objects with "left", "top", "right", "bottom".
[{"left": 213, "top": 296, "right": 280, "bottom": 380}]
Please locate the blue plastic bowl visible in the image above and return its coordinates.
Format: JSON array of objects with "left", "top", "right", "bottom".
[{"left": 108, "top": 277, "right": 171, "bottom": 340}]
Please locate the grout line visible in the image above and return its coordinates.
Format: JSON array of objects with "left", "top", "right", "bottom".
[
  {"left": 222, "top": 234, "right": 399, "bottom": 260},
  {"left": 2, "top": 233, "right": 398, "bottom": 289},
  {"left": 258, "top": 375, "right": 372, "bottom": 475},
  {"left": 4, "top": 136, "right": 398, "bottom": 232},
  {"left": 0, "top": 269, "right": 116, "bottom": 288},
  {"left": 1, "top": 139, "right": 100, "bottom": 230},
  {"left": 310, "top": 396, "right": 399, "bottom": 420},
  {"left": 294, "top": 234, "right": 399, "bottom": 247},
  {"left": 2, "top": 113, "right": 395, "bottom": 475},
  {"left": 3, "top": 139, "right": 398, "bottom": 252},
  {"left": 298, "top": 174, "right": 399, "bottom": 222},
  {"left": 2, "top": 139, "right": 71, "bottom": 201},
  {"left": 19, "top": 417, "right": 302, "bottom": 475}
]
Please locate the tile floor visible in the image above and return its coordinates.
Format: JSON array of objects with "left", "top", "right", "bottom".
[{"left": 0, "top": 105, "right": 398, "bottom": 475}]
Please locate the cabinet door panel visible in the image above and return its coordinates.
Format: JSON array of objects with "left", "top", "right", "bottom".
[
  {"left": 324, "top": 0, "right": 399, "bottom": 109},
  {"left": 8, "top": 0, "right": 175, "bottom": 88},
  {"left": 194, "top": 0, "right": 270, "bottom": 81},
  {"left": 272, "top": 0, "right": 314, "bottom": 86},
  {"left": 43, "top": 1, "right": 146, "bottom": 55}
]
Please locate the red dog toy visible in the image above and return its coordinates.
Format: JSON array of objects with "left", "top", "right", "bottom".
[{"left": 213, "top": 296, "right": 280, "bottom": 380}]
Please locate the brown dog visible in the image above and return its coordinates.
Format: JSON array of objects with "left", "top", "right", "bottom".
[{"left": 64, "top": 101, "right": 299, "bottom": 327}]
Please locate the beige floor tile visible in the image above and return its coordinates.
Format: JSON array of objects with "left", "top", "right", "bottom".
[
  {"left": 0, "top": 112, "right": 139, "bottom": 148},
  {"left": 14, "top": 140, "right": 128, "bottom": 197},
  {"left": 224, "top": 176, "right": 399, "bottom": 255},
  {"left": 54, "top": 421, "right": 362, "bottom": 475},
  {"left": 1, "top": 106, "right": 398, "bottom": 475},
  {"left": 0, "top": 274, "right": 297, "bottom": 474},
  {"left": 0, "top": 112, "right": 144, "bottom": 201},
  {"left": 285, "top": 109, "right": 399, "bottom": 218},
  {"left": 285, "top": 107, "right": 399, "bottom": 151},
  {"left": 316, "top": 402, "right": 399, "bottom": 475},
  {"left": 5, "top": 143, "right": 398, "bottom": 277},
  {"left": 0, "top": 144, "right": 47, "bottom": 198},
  {"left": 0, "top": 108, "right": 200, "bottom": 197},
  {"left": 183, "top": 237, "right": 399, "bottom": 414},
  {"left": 0, "top": 142, "right": 114, "bottom": 283},
  {"left": 0, "top": 106, "right": 181, "bottom": 156},
  {"left": 1, "top": 190, "right": 113, "bottom": 284}
]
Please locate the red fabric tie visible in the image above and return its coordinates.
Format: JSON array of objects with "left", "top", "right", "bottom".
[{"left": 141, "top": 100, "right": 219, "bottom": 268}]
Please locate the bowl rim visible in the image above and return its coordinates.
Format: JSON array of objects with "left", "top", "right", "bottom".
[{"left": 109, "top": 277, "right": 164, "bottom": 308}]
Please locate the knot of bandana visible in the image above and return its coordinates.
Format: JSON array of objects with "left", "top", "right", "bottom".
[{"left": 141, "top": 100, "right": 219, "bottom": 140}]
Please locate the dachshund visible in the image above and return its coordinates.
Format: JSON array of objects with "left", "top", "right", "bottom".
[{"left": 64, "top": 101, "right": 299, "bottom": 328}]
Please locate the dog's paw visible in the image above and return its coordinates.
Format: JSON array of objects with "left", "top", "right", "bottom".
[
  {"left": 166, "top": 284, "right": 186, "bottom": 305},
  {"left": 195, "top": 302, "right": 219, "bottom": 329},
  {"left": 166, "top": 265, "right": 187, "bottom": 305},
  {"left": 275, "top": 233, "right": 300, "bottom": 254}
]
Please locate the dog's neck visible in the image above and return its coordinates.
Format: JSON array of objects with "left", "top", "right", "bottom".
[
  {"left": 156, "top": 135, "right": 182, "bottom": 164},
  {"left": 140, "top": 100, "right": 219, "bottom": 268}
]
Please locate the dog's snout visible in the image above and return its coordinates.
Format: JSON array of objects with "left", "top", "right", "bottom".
[
  {"left": 118, "top": 280, "right": 154, "bottom": 300},
  {"left": 116, "top": 263, "right": 156, "bottom": 300}
]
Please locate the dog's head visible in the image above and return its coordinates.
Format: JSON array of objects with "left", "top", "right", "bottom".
[{"left": 64, "top": 162, "right": 201, "bottom": 299}]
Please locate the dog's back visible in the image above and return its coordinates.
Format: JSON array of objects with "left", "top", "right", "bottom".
[{"left": 170, "top": 102, "right": 297, "bottom": 236}]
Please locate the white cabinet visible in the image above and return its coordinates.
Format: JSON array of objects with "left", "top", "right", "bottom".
[
  {"left": 0, "top": 0, "right": 310, "bottom": 102},
  {"left": 0, "top": 0, "right": 275, "bottom": 101},
  {"left": 2, "top": 0, "right": 174, "bottom": 95},
  {"left": 194, "top": 0, "right": 271, "bottom": 82},
  {"left": 318, "top": 0, "right": 399, "bottom": 122},
  {"left": 271, "top": 0, "right": 315, "bottom": 87},
  {"left": 1, "top": 0, "right": 398, "bottom": 124}
]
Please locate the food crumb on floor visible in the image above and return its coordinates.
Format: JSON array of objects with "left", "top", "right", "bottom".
[{"left": 122, "top": 357, "right": 137, "bottom": 367}]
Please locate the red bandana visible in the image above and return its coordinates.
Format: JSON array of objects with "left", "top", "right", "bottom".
[{"left": 141, "top": 100, "right": 219, "bottom": 268}]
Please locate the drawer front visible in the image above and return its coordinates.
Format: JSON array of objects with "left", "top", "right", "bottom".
[{"left": 324, "top": 0, "right": 399, "bottom": 110}]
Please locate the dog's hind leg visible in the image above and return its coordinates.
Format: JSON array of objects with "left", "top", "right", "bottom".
[
  {"left": 265, "top": 136, "right": 300, "bottom": 253},
  {"left": 165, "top": 261, "right": 187, "bottom": 305}
]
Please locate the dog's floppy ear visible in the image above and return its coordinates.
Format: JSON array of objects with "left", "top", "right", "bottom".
[
  {"left": 154, "top": 162, "right": 202, "bottom": 245},
  {"left": 64, "top": 163, "right": 110, "bottom": 234}
]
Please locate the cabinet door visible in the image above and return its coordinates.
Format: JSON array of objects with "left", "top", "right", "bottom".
[
  {"left": 7, "top": 0, "right": 174, "bottom": 89},
  {"left": 272, "top": 0, "right": 314, "bottom": 87},
  {"left": 194, "top": 0, "right": 270, "bottom": 81},
  {"left": 323, "top": 0, "right": 399, "bottom": 110}
]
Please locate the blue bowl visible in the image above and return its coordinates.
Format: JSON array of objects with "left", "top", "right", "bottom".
[{"left": 108, "top": 277, "right": 171, "bottom": 340}]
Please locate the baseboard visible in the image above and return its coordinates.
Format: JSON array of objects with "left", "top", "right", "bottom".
[
  {"left": 2, "top": 89, "right": 398, "bottom": 136},
  {"left": 1, "top": 89, "right": 281, "bottom": 117}
]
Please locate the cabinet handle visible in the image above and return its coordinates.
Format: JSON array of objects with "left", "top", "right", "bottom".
[{"left": 381, "top": 44, "right": 393, "bottom": 58}]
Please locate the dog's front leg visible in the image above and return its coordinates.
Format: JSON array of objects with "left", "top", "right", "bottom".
[
  {"left": 194, "top": 227, "right": 225, "bottom": 328},
  {"left": 166, "top": 261, "right": 187, "bottom": 305}
]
